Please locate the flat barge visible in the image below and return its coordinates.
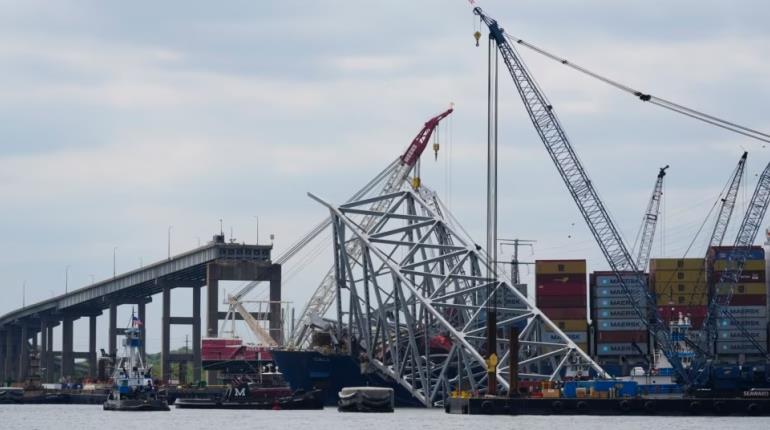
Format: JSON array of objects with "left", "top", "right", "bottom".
[{"left": 447, "top": 396, "right": 770, "bottom": 416}]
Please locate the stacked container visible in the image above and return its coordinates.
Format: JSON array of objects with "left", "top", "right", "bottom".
[
  {"left": 590, "top": 271, "right": 650, "bottom": 367},
  {"left": 649, "top": 258, "right": 708, "bottom": 329},
  {"left": 708, "top": 246, "right": 769, "bottom": 359},
  {"left": 535, "top": 260, "right": 588, "bottom": 353}
]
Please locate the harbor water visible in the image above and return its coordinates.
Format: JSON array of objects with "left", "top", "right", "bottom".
[{"left": 1, "top": 405, "right": 769, "bottom": 430}]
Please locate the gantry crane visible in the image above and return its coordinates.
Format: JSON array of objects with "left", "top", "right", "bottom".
[
  {"left": 473, "top": 6, "right": 691, "bottom": 382},
  {"left": 634, "top": 165, "right": 669, "bottom": 271}
]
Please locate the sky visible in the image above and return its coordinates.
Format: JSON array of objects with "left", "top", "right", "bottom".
[{"left": 1, "top": 0, "right": 770, "bottom": 354}]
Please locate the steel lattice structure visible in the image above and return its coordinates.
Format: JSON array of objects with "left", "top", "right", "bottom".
[
  {"left": 308, "top": 187, "right": 607, "bottom": 406},
  {"left": 634, "top": 166, "right": 668, "bottom": 271}
]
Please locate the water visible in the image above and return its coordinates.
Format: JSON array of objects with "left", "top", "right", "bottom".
[{"left": 1, "top": 405, "right": 769, "bottom": 430}]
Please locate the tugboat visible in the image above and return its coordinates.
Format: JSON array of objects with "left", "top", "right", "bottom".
[
  {"left": 103, "top": 312, "right": 169, "bottom": 411},
  {"left": 175, "top": 364, "right": 323, "bottom": 409}
]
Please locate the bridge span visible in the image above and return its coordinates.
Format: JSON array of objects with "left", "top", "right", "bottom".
[{"left": 0, "top": 234, "right": 281, "bottom": 385}]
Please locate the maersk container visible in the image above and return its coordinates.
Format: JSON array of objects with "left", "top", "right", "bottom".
[
  {"left": 596, "top": 330, "right": 648, "bottom": 343},
  {"left": 717, "top": 329, "right": 768, "bottom": 342},
  {"left": 593, "top": 297, "right": 648, "bottom": 309},
  {"left": 711, "top": 270, "right": 765, "bottom": 283},
  {"left": 709, "top": 246, "right": 764, "bottom": 262},
  {"left": 539, "top": 330, "right": 587, "bottom": 344},
  {"left": 597, "top": 319, "right": 646, "bottom": 331},
  {"left": 594, "top": 275, "right": 648, "bottom": 287},
  {"left": 593, "top": 308, "right": 641, "bottom": 320},
  {"left": 592, "top": 286, "right": 648, "bottom": 298},
  {"left": 716, "top": 341, "right": 767, "bottom": 355},
  {"left": 718, "top": 306, "right": 768, "bottom": 318},
  {"left": 717, "top": 317, "right": 768, "bottom": 330},
  {"left": 596, "top": 342, "right": 649, "bottom": 356}
]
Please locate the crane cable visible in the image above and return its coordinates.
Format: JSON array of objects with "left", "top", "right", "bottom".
[{"left": 502, "top": 34, "right": 770, "bottom": 145}]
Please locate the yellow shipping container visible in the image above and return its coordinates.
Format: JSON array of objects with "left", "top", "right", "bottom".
[
  {"left": 650, "top": 258, "right": 704, "bottom": 271},
  {"left": 714, "top": 283, "right": 767, "bottom": 296},
  {"left": 712, "top": 260, "right": 765, "bottom": 271},
  {"left": 651, "top": 270, "right": 706, "bottom": 284},
  {"left": 652, "top": 281, "right": 706, "bottom": 296},
  {"left": 536, "top": 260, "right": 586, "bottom": 275},
  {"left": 544, "top": 319, "right": 588, "bottom": 332},
  {"left": 656, "top": 293, "right": 708, "bottom": 306}
]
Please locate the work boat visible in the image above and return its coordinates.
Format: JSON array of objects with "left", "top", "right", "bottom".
[{"left": 104, "top": 315, "right": 169, "bottom": 411}]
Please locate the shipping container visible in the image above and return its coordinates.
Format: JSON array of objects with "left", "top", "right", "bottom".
[
  {"left": 709, "top": 246, "right": 764, "bottom": 262},
  {"left": 651, "top": 280, "right": 706, "bottom": 296},
  {"left": 592, "top": 286, "right": 648, "bottom": 298},
  {"left": 536, "top": 283, "right": 586, "bottom": 297},
  {"left": 535, "top": 260, "right": 587, "bottom": 275},
  {"left": 597, "top": 319, "right": 647, "bottom": 331},
  {"left": 714, "top": 294, "right": 767, "bottom": 306},
  {"left": 543, "top": 319, "right": 588, "bottom": 332},
  {"left": 539, "top": 307, "right": 587, "bottom": 320},
  {"left": 593, "top": 308, "right": 642, "bottom": 319},
  {"left": 596, "top": 342, "right": 649, "bottom": 356},
  {"left": 650, "top": 270, "right": 706, "bottom": 283},
  {"left": 537, "top": 295, "right": 586, "bottom": 308},
  {"left": 650, "top": 258, "right": 705, "bottom": 271},
  {"left": 596, "top": 330, "right": 648, "bottom": 343},
  {"left": 717, "top": 306, "right": 768, "bottom": 319},
  {"left": 717, "top": 329, "right": 767, "bottom": 342},
  {"left": 655, "top": 294, "right": 708, "bottom": 306},
  {"left": 711, "top": 270, "right": 766, "bottom": 283},
  {"left": 535, "top": 273, "right": 587, "bottom": 289},
  {"left": 593, "top": 297, "right": 649, "bottom": 309},
  {"left": 717, "top": 318, "right": 768, "bottom": 330},
  {"left": 711, "top": 259, "right": 765, "bottom": 271},
  {"left": 715, "top": 341, "right": 767, "bottom": 355},
  {"left": 656, "top": 305, "right": 708, "bottom": 319},
  {"left": 539, "top": 330, "right": 588, "bottom": 344},
  {"left": 713, "top": 283, "right": 767, "bottom": 296},
  {"left": 592, "top": 273, "right": 648, "bottom": 287}
]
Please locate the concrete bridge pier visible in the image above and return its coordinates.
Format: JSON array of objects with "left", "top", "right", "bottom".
[
  {"left": 161, "top": 282, "right": 202, "bottom": 384},
  {"left": 61, "top": 317, "right": 74, "bottom": 380},
  {"left": 4, "top": 326, "right": 18, "bottom": 383},
  {"left": 0, "top": 329, "right": 6, "bottom": 383}
]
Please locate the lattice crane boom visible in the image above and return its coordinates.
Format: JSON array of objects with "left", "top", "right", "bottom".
[
  {"left": 473, "top": 7, "right": 689, "bottom": 382},
  {"left": 635, "top": 165, "right": 668, "bottom": 271},
  {"left": 709, "top": 152, "right": 748, "bottom": 248}
]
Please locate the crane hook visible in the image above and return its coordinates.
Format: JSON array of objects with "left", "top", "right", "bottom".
[{"left": 474, "top": 31, "right": 481, "bottom": 47}]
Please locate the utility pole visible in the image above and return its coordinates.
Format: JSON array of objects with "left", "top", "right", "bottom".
[
  {"left": 113, "top": 247, "right": 118, "bottom": 277},
  {"left": 167, "top": 225, "right": 173, "bottom": 259},
  {"left": 498, "top": 239, "right": 536, "bottom": 286},
  {"left": 65, "top": 265, "right": 70, "bottom": 293}
]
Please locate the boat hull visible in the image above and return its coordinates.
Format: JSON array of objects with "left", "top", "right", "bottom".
[
  {"left": 103, "top": 399, "right": 170, "bottom": 411},
  {"left": 175, "top": 389, "right": 323, "bottom": 410}
]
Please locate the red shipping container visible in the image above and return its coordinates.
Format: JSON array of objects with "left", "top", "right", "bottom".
[
  {"left": 713, "top": 295, "right": 767, "bottom": 306},
  {"left": 711, "top": 270, "right": 765, "bottom": 283},
  {"left": 536, "top": 273, "right": 587, "bottom": 286},
  {"left": 537, "top": 295, "right": 586, "bottom": 308},
  {"left": 657, "top": 305, "right": 708, "bottom": 320},
  {"left": 596, "top": 331, "right": 648, "bottom": 343},
  {"left": 539, "top": 307, "right": 587, "bottom": 320},
  {"left": 536, "top": 283, "right": 587, "bottom": 297}
]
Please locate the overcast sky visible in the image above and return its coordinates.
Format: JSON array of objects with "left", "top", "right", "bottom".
[{"left": 2, "top": 1, "right": 769, "bottom": 353}]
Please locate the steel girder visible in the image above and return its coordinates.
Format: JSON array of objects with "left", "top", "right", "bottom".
[{"left": 309, "top": 188, "right": 607, "bottom": 406}]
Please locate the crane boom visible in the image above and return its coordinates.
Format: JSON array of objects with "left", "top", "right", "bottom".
[
  {"left": 473, "top": 7, "right": 689, "bottom": 382},
  {"left": 635, "top": 166, "right": 669, "bottom": 271},
  {"left": 709, "top": 152, "right": 748, "bottom": 248},
  {"left": 290, "top": 108, "right": 454, "bottom": 346}
]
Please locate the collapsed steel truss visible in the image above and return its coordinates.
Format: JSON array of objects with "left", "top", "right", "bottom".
[{"left": 309, "top": 187, "right": 607, "bottom": 406}]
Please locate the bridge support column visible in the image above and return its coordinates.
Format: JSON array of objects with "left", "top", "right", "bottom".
[
  {"left": 0, "top": 330, "right": 6, "bottom": 384},
  {"left": 206, "top": 264, "right": 219, "bottom": 385},
  {"left": 161, "top": 285, "right": 171, "bottom": 384},
  {"left": 89, "top": 315, "right": 97, "bottom": 378},
  {"left": 109, "top": 303, "right": 117, "bottom": 357},
  {"left": 138, "top": 301, "right": 146, "bottom": 362},
  {"left": 18, "top": 325, "right": 29, "bottom": 381},
  {"left": 61, "top": 318, "right": 74, "bottom": 380},
  {"left": 4, "top": 327, "right": 16, "bottom": 383},
  {"left": 269, "top": 269, "right": 282, "bottom": 344},
  {"left": 45, "top": 325, "right": 54, "bottom": 382},
  {"left": 192, "top": 284, "right": 201, "bottom": 382},
  {"left": 39, "top": 321, "right": 48, "bottom": 382}
]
